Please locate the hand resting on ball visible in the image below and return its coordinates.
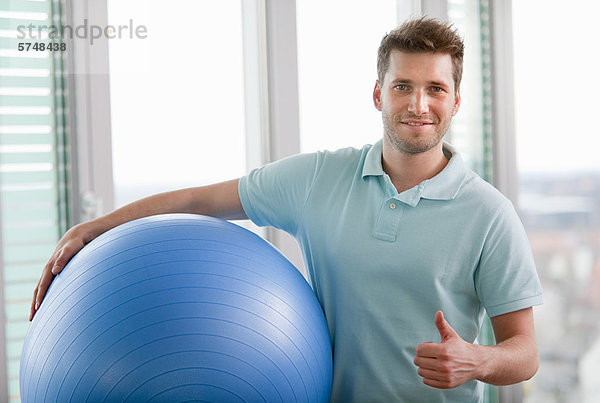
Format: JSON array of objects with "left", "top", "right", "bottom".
[{"left": 30, "top": 179, "right": 246, "bottom": 321}]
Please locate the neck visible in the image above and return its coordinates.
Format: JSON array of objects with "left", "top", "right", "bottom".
[{"left": 381, "top": 138, "right": 449, "bottom": 193}]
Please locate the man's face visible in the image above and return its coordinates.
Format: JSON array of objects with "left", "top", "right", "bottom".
[{"left": 373, "top": 50, "right": 461, "bottom": 154}]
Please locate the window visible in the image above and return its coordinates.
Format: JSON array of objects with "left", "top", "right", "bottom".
[
  {"left": 513, "top": 1, "right": 600, "bottom": 401},
  {"left": 0, "top": 1, "right": 71, "bottom": 401},
  {"left": 296, "top": 0, "right": 398, "bottom": 153},
  {"left": 447, "top": 0, "right": 489, "bottom": 178},
  {"left": 107, "top": 0, "right": 246, "bottom": 208},
  {"left": 448, "top": 2, "right": 497, "bottom": 402}
]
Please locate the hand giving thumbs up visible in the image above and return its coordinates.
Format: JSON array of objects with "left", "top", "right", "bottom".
[{"left": 414, "top": 311, "right": 483, "bottom": 389}]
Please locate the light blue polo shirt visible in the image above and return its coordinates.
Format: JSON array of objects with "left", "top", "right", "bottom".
[{"left": 238, "top": 140, "right": 543, "bottom": 402}]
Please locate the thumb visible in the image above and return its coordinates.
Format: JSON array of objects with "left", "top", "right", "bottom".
[{"left": 434, "top": 310, "right": 458, "bottom": 342}]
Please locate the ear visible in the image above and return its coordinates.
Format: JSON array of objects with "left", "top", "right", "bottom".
[
  {"left": 452, "top": 87, "right": 461, "bottom": 116},
  {"left": 373, "top": 80, "right": 383, "bottom": 111}
]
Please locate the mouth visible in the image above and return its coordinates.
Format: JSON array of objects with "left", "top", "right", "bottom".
[
  {"left": 401, "top": 120, "right": 434, "bottom": 127},
  {"left": 404, "top": 122, "right": 430, "bottom": 126}
]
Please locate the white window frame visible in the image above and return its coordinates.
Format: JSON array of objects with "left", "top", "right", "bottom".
[
  {"left": 489, "top": 1, "right": 521, "bottom": 402},
  {"left": 68, "top": 0, "right": 114, "bottom": 223},
  {"left": 489, "top": 0, "right": 518, "bottom": 205}
]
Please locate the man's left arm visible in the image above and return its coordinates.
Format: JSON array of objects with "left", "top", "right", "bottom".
[{"left": 414, "top": 307, "right": 538, "bottom": 389}]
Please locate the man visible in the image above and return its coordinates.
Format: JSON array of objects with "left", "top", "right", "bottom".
[{"left": 31, "top": 17, "right": 542, "bottom": 402}]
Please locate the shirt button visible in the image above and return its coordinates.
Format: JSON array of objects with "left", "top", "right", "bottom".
[{"left": 389, "top": 202, "right": 397, "bottom": 210}]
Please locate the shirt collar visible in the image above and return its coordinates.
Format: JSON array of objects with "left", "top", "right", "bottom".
[
  {"left": 421, "top": 142, "right": 469, "bottom": 200},
  {"left": 362, "top": 139, "right": 385, "bottom": 177},
  {"left": 361, "top": 139, "right": 469, "bottom": 201}
]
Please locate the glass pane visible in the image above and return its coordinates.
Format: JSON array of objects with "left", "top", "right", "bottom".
[
  {"left": 447, "top": 0, "right": 488, "bottom": 178},
  {"left": 296, "top": 0, "right": 398, "bottom": 153},
  {"left": 513, "top": 1, "right": 600, "bottom": 401},
  {"left": 448, "top": 3, "right": 496, "bottom": 402},
  {"left": 107, "top": 0, "right": 246, "bottom": 208}
]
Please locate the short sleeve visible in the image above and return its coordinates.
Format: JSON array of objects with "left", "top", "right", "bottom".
[
  {"left": 238, "top": 152, "right": 322, "bottom": 236},
  {"left": 475, "top": 200, "right": 543, "bottom": 317}
]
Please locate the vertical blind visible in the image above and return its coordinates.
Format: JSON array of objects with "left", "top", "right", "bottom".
[{"left": 0, "top": 0, "right": 71, "bottom": 401}]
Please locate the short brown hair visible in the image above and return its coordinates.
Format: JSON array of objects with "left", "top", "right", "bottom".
[{"left": 377, "top": 17, "right": 464, "bottom": 92}]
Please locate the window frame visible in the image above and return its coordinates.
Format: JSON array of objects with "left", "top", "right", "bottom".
[
  {"left": 69, "top": 0, "right": 114, "bottom": 223},
  {"left": 45, "top": 1, "right": 523, "bottom": 402}
]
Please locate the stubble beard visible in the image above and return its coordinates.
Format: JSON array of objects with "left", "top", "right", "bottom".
[{"left": 382, "top": 109, "right": 452, "bottom": 155}]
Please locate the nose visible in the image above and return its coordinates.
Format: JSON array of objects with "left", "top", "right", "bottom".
[{"left": 408, "top": 90, "right": 429, "bottom": 115}]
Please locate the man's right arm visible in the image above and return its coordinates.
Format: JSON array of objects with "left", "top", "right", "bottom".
[{"left": 29, "top": 178, "right": 246, "bottom": 321}]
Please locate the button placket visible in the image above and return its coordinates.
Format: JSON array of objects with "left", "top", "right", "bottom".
[{"left": 373, "top": 198, "right": 404, "bottom": 242}]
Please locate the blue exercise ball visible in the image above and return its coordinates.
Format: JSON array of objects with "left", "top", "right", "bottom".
[{"left": 21, "top": 214, "right": 332, "bottom": 402}]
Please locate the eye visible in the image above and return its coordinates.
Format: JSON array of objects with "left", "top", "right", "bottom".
[
  {"left": 394, "top": 84, "right": 409, "bottom": 91},
  {"left": 430, "top": 87, "right": 444, "bottom": 93}
]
